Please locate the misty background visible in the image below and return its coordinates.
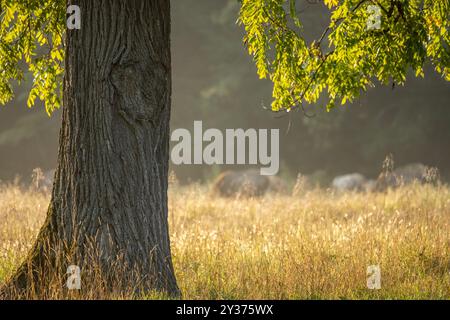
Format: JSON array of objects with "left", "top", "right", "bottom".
[{"left": 0, "top": 0, "right": 449, "bottom": 185}]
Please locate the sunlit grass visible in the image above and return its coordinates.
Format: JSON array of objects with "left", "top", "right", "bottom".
[{"left": 0, "top": 182, "right": 449, "bottom": 299}]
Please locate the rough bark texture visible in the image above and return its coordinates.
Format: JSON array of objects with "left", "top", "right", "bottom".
[{"left": 6, "top": 0, "right": 179, "bottom": 297}]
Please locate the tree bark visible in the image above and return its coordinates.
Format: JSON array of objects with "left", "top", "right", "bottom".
[{"left": 5, "top": 0, "right": 180, "bottom": 297}]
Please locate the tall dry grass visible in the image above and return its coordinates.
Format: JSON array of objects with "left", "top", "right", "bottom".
[{"left": 0, "top": 181, "right": 449, "bottom": 299}]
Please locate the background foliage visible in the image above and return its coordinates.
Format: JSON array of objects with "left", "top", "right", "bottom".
[{"left": 0, "top": 0, "right": 449, "bottom": 183}]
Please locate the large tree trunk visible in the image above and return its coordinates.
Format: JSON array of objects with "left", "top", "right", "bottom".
[{"left": 5, "top": 0, "right": 179, "bottom": 297}]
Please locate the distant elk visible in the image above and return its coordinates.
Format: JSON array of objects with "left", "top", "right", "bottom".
[
  {"left": 375, "top": 163, "right": 439, "bottom": 191},
  {"left": 332, "top": 173, "right": 372, "bottom": 192},
  {"left": 211, "top": 169, "right": 287, "bottom": 198},
  {"left": 331, "top": 163, "right": 439, "bottom": 193}
]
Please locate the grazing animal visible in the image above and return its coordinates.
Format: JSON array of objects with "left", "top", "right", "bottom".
[
  {"left": 211, "top": 169, "right": 285, "bottom": 198},
  {"left": 331, "top": 173, "right": 367, "bottom": 192},
  {"left": 375, "top": 163, "right": 431, "bottom": 191}
]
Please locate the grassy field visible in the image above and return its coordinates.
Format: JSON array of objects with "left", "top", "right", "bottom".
[{"left": 0, "top": 182, "right": 449, "bottom": 299}]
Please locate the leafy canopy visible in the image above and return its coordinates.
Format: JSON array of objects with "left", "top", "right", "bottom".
[
  {"left": 0, "top": 0, "right": 65, "bottom": 114},
  {"left": 0, "top": 0, "right": 448, "bottom": 114},
  {"left": 238, "top": 0, "right": 449, "bottom": 111}
]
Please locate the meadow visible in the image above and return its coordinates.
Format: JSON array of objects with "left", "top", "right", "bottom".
[{"left": 0, "top": 181, "right": 449, "bottom": 299}]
